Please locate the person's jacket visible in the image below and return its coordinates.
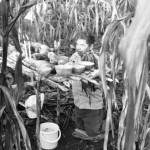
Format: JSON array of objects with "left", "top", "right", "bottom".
[{"left": 69, "top": 52, "right": 103, "bottom": 109}]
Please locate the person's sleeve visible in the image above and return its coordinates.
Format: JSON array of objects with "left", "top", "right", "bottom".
[
  {"left": 69, "top": 53, "right": 76, "bottom": 62},
  {"left": 91, "top": 52, "right": 99, "bottom": 69},
  {"left": 69, "top": 52, "right": 81, "bottom": 63},
  {"left": 90, "top": 69, "right": 100, "bottom": 78}
]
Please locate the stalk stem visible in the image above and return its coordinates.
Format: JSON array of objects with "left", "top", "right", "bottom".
[{"left": 34, "top": 76, "right": 42, "bottom": 150}]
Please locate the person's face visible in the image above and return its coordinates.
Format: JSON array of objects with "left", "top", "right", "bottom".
[{"left": 76, "top": 39, "right": 90, "bottom": 56}]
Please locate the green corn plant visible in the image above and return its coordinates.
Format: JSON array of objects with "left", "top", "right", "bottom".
[
  {"left": 118, "top": 0, "right": 150, "bottom": 149},
  {"left": 0, "top": 84, "right": 32, "bottom": 150},
  {"left": 22, "top": 0, "right": 113, "bottom": 49},
  {"left": 97, "top": 0, "right": 137, "bottom": 150},
  {"left": 0, "top": 0, "right": 43, "bottom": 149},
  {"left": 99, "top": 1, "right": 150, "bottom": 150},
  {"left": 98, "top": 0, "right": 150, "bottom": 150},
  {"left": 99, "top": 19, "right": 125, "bottom": 150}
]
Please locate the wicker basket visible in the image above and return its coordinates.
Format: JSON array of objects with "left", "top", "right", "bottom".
[{"left": 55, "top": 65, "right": 72, "bottom": 76}]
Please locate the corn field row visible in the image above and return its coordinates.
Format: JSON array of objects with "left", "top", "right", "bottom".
[{"left": 0, "top": 0, "right": 150, "bottom": 150}]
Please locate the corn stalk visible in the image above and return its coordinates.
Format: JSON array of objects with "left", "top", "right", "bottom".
[
  {"left": 0, "top": 0, "right": 43, "bottom": 149},
  {"left": 22, "top": 0, "right": 112, "bottom": 48},
  {"left": 118, "top": 0, "right": 150, "bottom": 150},
  {"left": 98, "top": 1, "right": 137, "bottom": 150}
]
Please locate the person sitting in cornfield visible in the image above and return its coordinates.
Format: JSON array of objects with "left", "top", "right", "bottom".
[{"left": 69, "top": 32, "right": 104, "bottom": 141}]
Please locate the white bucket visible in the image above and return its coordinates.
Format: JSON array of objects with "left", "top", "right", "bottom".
[
  {"left": 40, "top": 122, "right": 61, "bottom": 150},
  {"left": 25, "top": 93, "right": 44, "bottom": 119}
]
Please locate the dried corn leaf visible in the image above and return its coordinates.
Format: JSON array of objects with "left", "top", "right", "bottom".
[
  {"left": 0, "top": 106, "right": 5, "bottom": 118},
  {"left": 11, "top": 26, "right": 22, "bottom": 53},
  {"left": 70, "top": 74, "right": 100, "bottom": 87},
  {"left": 42, "top": 77, "right": 68, "bottom": 92},
  {"left": 15, "top": 55, "right": 25, "bottom": 105},
  {"left": 119, "top": 0, "right": 150, "bottom": 86},
  {"left": 140, "top": 128, "right": 150, "bottom": 150},
  {"left": 0, "top": 86, "right": 32, "bottom": 150},
  {"left": 118, "top": 0, "right": 150, "bottom": 150},
  {"left": 100, "top": 20, "right": 121, "bottom": 98}
]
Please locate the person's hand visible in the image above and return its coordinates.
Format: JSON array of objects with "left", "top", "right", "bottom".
[{"left": 88, "top": 69, "right": 99, "bottom": 79}]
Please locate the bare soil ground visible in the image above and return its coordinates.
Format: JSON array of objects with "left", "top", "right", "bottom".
[{"left": 20, "top": 104, "right": 117, "bottom": 150}]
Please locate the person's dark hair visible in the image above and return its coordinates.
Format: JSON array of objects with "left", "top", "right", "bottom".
[{"left": 75, "top": 32, "right": 95, "bottom": 46}]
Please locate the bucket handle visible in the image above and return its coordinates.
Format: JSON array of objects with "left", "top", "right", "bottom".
[{"left": 41, "top": 128, "right": 61, "bottom": 143}]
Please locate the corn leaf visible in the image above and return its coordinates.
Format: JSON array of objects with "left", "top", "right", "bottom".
[
  {"left": 134, "top": 52, "right": 148, "bottom": 122},
  {"left": 103, "top": 92, "right": 113, "bottom": 150},
  {"left": 118, "top": 0, "right": 150, "bottom": 150},
  {"left": 0, "top": 86, "right": 32, "bottom": 150},
  {"left": 140, "top": 128, "right": 150, "bottom": 150},
  {"left": 99, "top": 20, "right": 121, "bottom": 98},
  {"left": 128, "top": 0, "right": 137, "bottom": 7},
  {"left": 0, "top": 106, "right": 5, "bottom": 118},
  {"left": 11, "top": 26, "right": 22, "bottom": 53},
  {"left": 146, "top": 84, "right": 150, "bottom": 99},
  {"left": 117, "top": 83, "right": 128, "bottom": 150},
  {"left": 14, "top": 55, "right": 25, "bottom": 105}
]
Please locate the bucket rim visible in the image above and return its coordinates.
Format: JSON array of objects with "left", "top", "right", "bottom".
[
  {"left": 40, "top": 122, "right": 60, "bottom": 134},
  {"left": 40, "top": 128, "right": 61, "bottom": 144}
]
